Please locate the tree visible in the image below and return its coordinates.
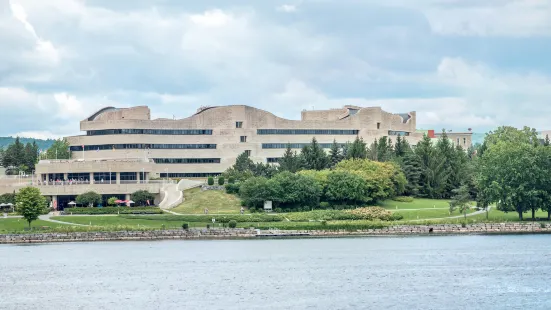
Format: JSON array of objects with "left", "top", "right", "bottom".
[
  {"left": 107, "top": 197, "right": 118, "bottom": 206},
  {"left": 415, "top": 134, "right": 448, "bottom": 198},
  {"left": 251, "top": 162, "right": 278, "bottom": 178},
  {"left": 300, "top": 137, "right": 329, "bottom": 170},
  {"left": 477, "top": 132, "right": 550, "bottom": 220},
  {"left": 16, "top": 187, "right": 46, "bottom": 228},
  {"left": 377, "top": 136, "right": 393, "bottom": 162},
  {"left": 45, "top": 138, "right": 71, "bottom": 160},
  {"left": 325, "top": 171, "right": 370, "bottom": 205},
  {"left": 449, "top": 185, "right": 471, "bottom": 221},
  {"left": 270, "top": 172, "right": 321, "bottom": 210},
  {"left": 0, "top": 192, "right": 16, "bottom": 204},
  {"left": 394, "top": 136, "right": 408, "bottom": 158},
  {"left": 347, "top": 136, "right": 368, "bottom": 159},
  {"left": 239, "top": 176, "right": 276, "bottom": 209},
  {"left": 400, "top": 151, "right": 422, "bottom": 196},
  {"left": 279, "top": 144, "right": 302, "bottom": 173},
  {"left": 545, "top": 135, "right": 550, "bottom": 147},
  {"left": 76, "top": 191, "right": 102, "bottom": 207},
  {"left": 234, "top": 151, "right": 253, "bottom": 172},
  {"left": 328, "top": 139, "right": 343, "bottom": 167},
  {"left": 218, "top": 176, "right": 225, "bottom": 185},
  {"left": 131, "top": 190, "right": 155, "bottom": 206}
]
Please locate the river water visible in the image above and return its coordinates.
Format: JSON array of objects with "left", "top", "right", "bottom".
[{"left": 1, "top": 235, "right": 551, "bottom": 309}]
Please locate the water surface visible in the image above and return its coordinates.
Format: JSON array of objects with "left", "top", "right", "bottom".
[{"left": 1, "top": 235, "right": 551, "bottom": 309}]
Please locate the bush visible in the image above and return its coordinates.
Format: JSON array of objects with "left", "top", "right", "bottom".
[
  {"left": 182, "top": 223, "right": 189, "bottom": 230},
  {"left": 207, "top": 177, "right": 214, "bottom": 186},
  {"left": 319, "top": 202, "right": 331, "bottom": 209},
  {"left": 228, "top": 220, "right": 237, "bottom": 228},
  {"left": 225, "top": 183, "right": 240, "bottom": 194},
  {"left": 218, "top": 176, "right": 225, "bottom": 185},
  {"left": 392, "top": 196, "right": 414, "bottom": 203},
  {"left": 107, "top": 197, "right": 118, "bottom": 206},
  {"left": 321, "top": 220, "right": 327, "bottom": 226},
  {"left": 274, "top": 207, "right": 283, "bottom": 213},
  {"left": 76, "top": 191, "right": 102, "bottom": 207},
  {"left": 63, "top": 207, "right": 162, "bottom": 215},
  {"left": 346, "top": 207, "right": 396, "bottom": 221},
  {"left": 228, "top": 177, "right": 235, "bottom": 184},
  {"left": 390, "top": 213, "right": 404, "bottom": 221}
]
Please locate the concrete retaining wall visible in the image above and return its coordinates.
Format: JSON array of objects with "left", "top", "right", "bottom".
[{"left": 2, "top": 223, "right": 551, "bottom": 244}]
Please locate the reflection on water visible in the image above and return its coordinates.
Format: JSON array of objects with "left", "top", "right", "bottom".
[{"left": 2, "top": 235, "right": 551, "bottom": 309}]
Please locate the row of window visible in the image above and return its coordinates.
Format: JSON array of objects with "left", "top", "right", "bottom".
[
  {"left": 262, "top": 143, "right": 346, "bottom": 149},
  {"left": 153, "top": 158, "right": 221, "bottom": 164},
  {"left": 267, "top": 158, "right": 281, "bottom": 163},
  {"left": 388, "top": 131, "right": 410, "bottom": 136},
  {"left": 86, "top": 129, "right": 213, "bottom": 136},
  {"left": 160, "top": 173, "right": 221, "bottom": 178},
  {"left": 47, "top": 172, "right": 139, "bottom": 181},
  {"left": 70, "top": 144, "right": 217, "bottom": 151},
  {"left": 257, "top": 129, "right": 359, "bottom": 135}
]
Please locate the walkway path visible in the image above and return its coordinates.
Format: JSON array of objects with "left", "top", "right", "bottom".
[
  {"left": 408, "top": 206, "right": 492, "bottom": 222},
  {"left": 39, "top": 213, "right": 90, "bottom": 226}
]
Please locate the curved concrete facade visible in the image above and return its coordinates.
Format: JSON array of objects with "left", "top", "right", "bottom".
[{"left": 67, "top": 105, "right": 424, "bottom": 176}]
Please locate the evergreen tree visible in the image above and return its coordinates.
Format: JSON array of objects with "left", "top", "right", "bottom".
[
  {"left": 368, "top": 139, "right": 378, "bottom": 161},
  {"left": 377, "top": 136, "right": 393, "bottom": 162},
  {"left": 394, "top": 135, "right": 408, "bottom": 158},
  {"left": 45, "top": 139, "right": 71, "bottom": 160},
  {"left": 400, "top": 151, "right": 422, "bottom": 196},
  {"left": 328, "top": 139, "right": 343, "bottom": 167},
  {"left": 347, "top": 136, "right": 367, "bottom": 159},
  {"left": 341, "top": 141, "right": 350, "bottom": 160},
  {"left": 300, "top": 137, "right": 329, "bottom": 170},
  {"left": 234, "top": 151, "right": 253, "bottom": 172},
  {"left": 279, "top": 144, "right": 302, "bottom": 173},
  {"left": 545, "top": 134, "right": 550, "bottom": 147},
  {"left": 415, "top": 134, "right": 448, "bottom": 198}
]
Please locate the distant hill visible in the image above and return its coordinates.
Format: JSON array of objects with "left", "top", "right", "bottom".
[{"left": 0, "top": 137, "right": 56, "bottom": 151}]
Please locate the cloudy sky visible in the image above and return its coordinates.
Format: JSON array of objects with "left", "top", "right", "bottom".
[{"left": 1, "top": 0, "right": 550, "bottom": 139}]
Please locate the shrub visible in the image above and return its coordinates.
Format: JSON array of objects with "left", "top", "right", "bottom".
[
  {"left": 390, "top": 213, "right": 404, "bottom": 221},
  {"left": 207, "top": 177, "right": 214, "bottom": 185},
  {"left": 218, "top": 176, "right": 225, "bottom": 185},
  {"left": 321, "top": 220, "right": 327, "bottom": 226},
  {"left": 182, "top": 223, "right": 189, "bottom": 230},
  {"left": 274, "top": 207, "right": 283, "bottom": 213},
  {"left": 228, "top": 176, "right": 235, "bottom": 184},
  {"left": 120, "top": 214, "right": 284, "bottom": 223},
  {"left": 228, "top": 220, "right": 237, "bottom": 228},
  {"left": 319, "top": 202, "right": 330, "bottom": 209},
  {"left": 345, "top": 207, "right": 395, "bottom": 221},
  {"left": 392, "top": 196, "right": 414, "bottom": 203},
  {"left": 225, "top": 183, "right": 240, "bottom": 194},
  {"left": 63, "top": 207, "right": 162, "bottom": 215}
]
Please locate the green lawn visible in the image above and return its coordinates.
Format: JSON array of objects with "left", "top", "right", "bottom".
[
  {"left": 0, "top": 218, "right": 69, "bottom": 233},
  {"left": 379, "top": 198, "right": 451, "bottom": 210},
  {"left": 171, "top": 187, "right": 243, "bottom": 214},
  {"left": 50, "top": 216, "right": 207, "bottom": 229}
]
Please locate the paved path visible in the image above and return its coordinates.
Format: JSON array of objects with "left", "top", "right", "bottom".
[
  {"left": 408, "top": 206, "right": 492, "bottom": 222},
  {"left": 39, "top": 213, "right": 90, "bottom": 226}
]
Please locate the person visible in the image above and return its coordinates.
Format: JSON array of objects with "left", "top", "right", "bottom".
[
  {"left": 204, "top": 208, "right": 209, "bottom": 214},
  {"left": 240, "top": 207, "right": 244, "bottom": 214},
  {"left": 101, "top": 178, "right": 104, "bottom": 183}
]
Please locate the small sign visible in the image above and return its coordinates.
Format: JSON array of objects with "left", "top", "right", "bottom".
[
  {"left": 264, "top": 201, "right": 273, "bottom": 211},
  {"left": 212, "top": 218, "right": 216, "bottom": 223}
]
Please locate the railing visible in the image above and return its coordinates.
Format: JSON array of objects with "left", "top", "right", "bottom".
[{"left": 0, "top": 179, "right": 175, "bottom": 188}]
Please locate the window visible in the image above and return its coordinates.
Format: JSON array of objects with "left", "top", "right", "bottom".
[
  {"left": 236, "top": 121, "right": 243, "bottom": 128},
  {"left": 245, "top": 150, "right": 251, "bottom": 156},
  {"left": 377, "top": 123, "right": 381, "bottom": 129},
  {"left": 463, "top": 138, "right": 466, "bottom": 145},
  {"left": 388, "top": 131, "right": 410, "bottom": 136},
  {"left": 160, "top": 173, "right": 221, "bottom": 178},
  {"left": 120, "top": 172, "right": 137, "bottom": 181},
  {"left": 257, "top": 129, "right": 359, "bottom": 135},
  {"left": 86, "top": 129, "right": 213, "bottom": 136},
  {"left": 153, "top": 158, "right": 221, "bottom": 164},
  {"left": 267, "top": 158, "right": 281, "bottom": 163},
  {"left": 240, "top": 136, "right": 247, "bottom": 142},
  {"left": 70, "top": 144, "right": 217, "bottom": 151},
  {"left": 67, "top": 173, "right": 90, "bottom": 181},
  {"left": 457, "top": 138, "right": 460, "bottom": 145},
  {"left": 93, "top": 172, "right": 116, "bottom": 183},
  {"left": 262, "top": 143, "right": 345, "bottom": 149}
]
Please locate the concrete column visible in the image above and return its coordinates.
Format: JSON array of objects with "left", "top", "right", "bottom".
[
  {"left": 116, "top": 172, "right": 121, "bottom": 184},
  {"left": 89, "top": 172, "right": 94, "bottom": 184},
  {"left": 125, "top": 194, "right": 130, "bottom": 201},
  {"left": 136, "top": 171, "right": 141, "bottom": 184},
  {"left": 63, "top": 173, "right": 68, "bottom": 180},
  {"left": 145, "top": 172, "right": 150, "bottom": 182},
  {"left": 52, "top": 195, "right": 58, "bottom": 211}
]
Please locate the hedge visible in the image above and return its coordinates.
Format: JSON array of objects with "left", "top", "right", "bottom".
[
  {"left": 63, "top": 207, "right": 163, "bottom": 215},
  {"left": 120, "top": 214, "right": 284, "bottom": 223},
  {"left": 285, "top": 208, "right": 402, "bottom": 222}
]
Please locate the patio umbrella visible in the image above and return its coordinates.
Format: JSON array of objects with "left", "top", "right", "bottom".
[
  {"left": 68, "top": 201, "right": 76, "bottom": 206},
  {"left": 115, "top": 200, "right": 123, "bottom": 204},
  {"left": 0, "top": 203, "right": 7, "bottom": 207},
  {"left": 128, "top": 200, "right": 135, "bottom": 204}
]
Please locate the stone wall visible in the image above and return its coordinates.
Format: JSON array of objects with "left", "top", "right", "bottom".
[{"left": 2, "top": 223, "right": 549, "bottom": 244}]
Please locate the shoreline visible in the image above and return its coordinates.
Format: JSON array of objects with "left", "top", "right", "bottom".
[{"left": 2, "top": 222, "right": 550, "bottom": 244}]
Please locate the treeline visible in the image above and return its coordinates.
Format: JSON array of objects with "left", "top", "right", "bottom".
[
  {"left": 0, "top": 137, "right": 54, "bottom": 150},
  {"left": 0, "top": 138, "right": 71, "bottom": 174}
]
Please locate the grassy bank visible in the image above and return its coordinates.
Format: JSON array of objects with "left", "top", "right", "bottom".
[{"left": 171, "top": 187, "right": 242, "bottom": 214}]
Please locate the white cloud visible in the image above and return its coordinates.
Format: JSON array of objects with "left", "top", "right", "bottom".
[
  {"left": 190, "top": 9, "right": 233, "bottom": 27},
  {"left": 277, "top": 4, "right": 297, "bottom": 13},
  {"left": 9, "top": 0, "right": 61, "bottom": 65}
]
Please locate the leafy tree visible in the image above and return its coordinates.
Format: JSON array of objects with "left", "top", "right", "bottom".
[
  {"left": 16, "top": 187, "right": 46, "bottom": 228},
  {"left": 107, "top": 197, "right": 118, "bottom": 206},
  {"left": 251, "top": 162, "right": 278, "bottom": 178},
  {"left": 347, "top": 136, "right": 368, "bottom": 159},
  {"left": 325, "top": 171, "right": 370, "bottom": 205},
  {"left": 234, "top": 151, "right": 254, "bottom": 172},
  {"left": 328, "top": 139, "right": 343, "bottom": 167},
  {"left": 131, "top": 190, "right": 155, "bottom": 206},
  {"left": 300, "top": 137, "right": 329, "bottom": 170},
  {"left": 279, "top": 144, "right": 302, "bottom": 173},
  {"left": 477, "top": 130, "right": 551, "bottom": 220},
  {"left": 76, "top": 191, "right": 102, "bottom": 207},
  {"left": 298, "top": 169, "right": 331, "bottom": 199},
  {"left": 270, "top": 172, "right": 321, "bottom": 210},
  {"left": 45, "top": 138, "right": 71, "bottom": 160},
  {"left": 449, "top": 185, "right": 471, "bottom": 221},
  {"left": 0, "top": 192, "right": 16, "bottom": 204},
  {"left": 239, "top": 177, "right": 277, "bottom": 209}
]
